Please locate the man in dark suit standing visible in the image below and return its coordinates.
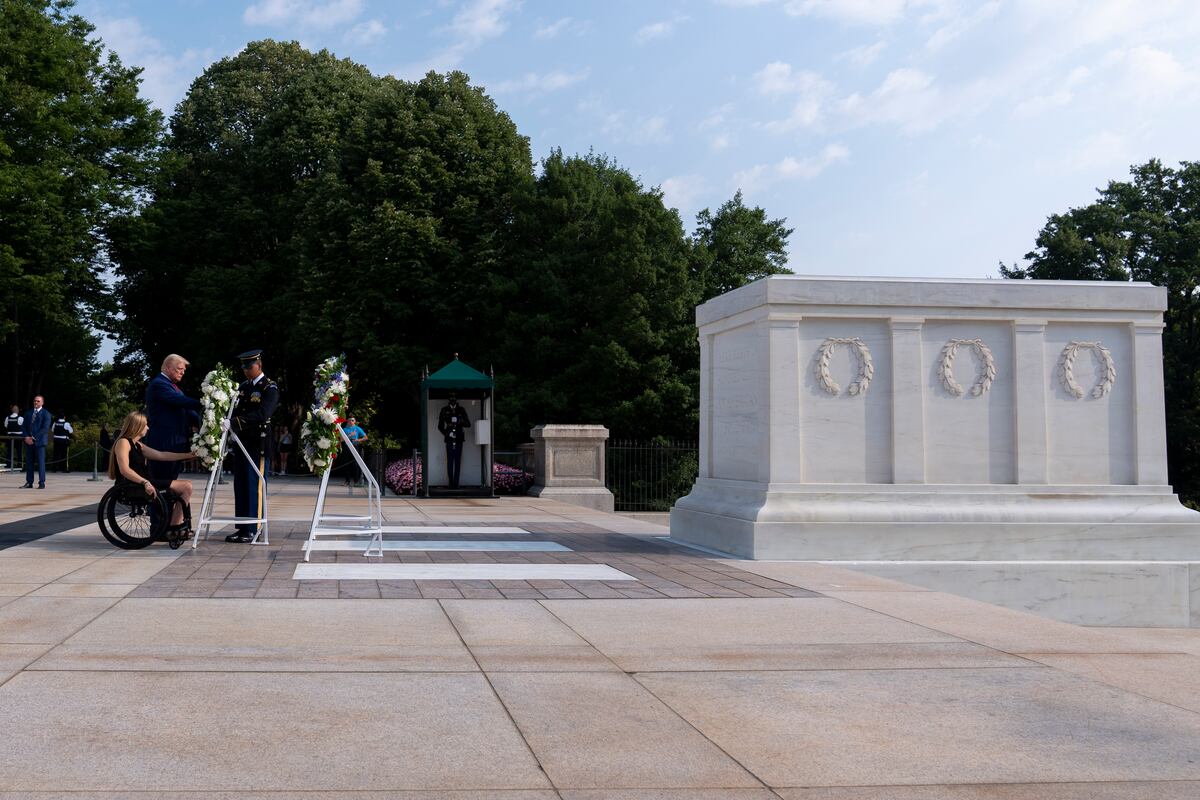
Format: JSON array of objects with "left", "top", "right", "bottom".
[
  {"left": 21, "top": 395, "right": 51, "bottom": 489},
  {"left": 145, "top": 354, "right": 202, "bottom": 484}
]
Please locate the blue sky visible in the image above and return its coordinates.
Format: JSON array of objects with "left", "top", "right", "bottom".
[{"left": 78, "top": 0, "right": 1200, "bottom": 280}]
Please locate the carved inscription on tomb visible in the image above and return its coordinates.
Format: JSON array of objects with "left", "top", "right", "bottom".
[{"left": 552, "top": 447, "right": 600, "bottom": 480}]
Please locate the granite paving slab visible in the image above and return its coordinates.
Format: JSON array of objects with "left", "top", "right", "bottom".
[
  {"left": 635, "top": 668, "right": 1200, "bottom": 787},
  {"left": 0, "top": 671, "right": 551, "bottom": 791},
  {"left": 488, "top": 671, "right": 763, "bottom": 790},
  {"left": 34, "top": 597, "right": 475, "bottom": 671}
]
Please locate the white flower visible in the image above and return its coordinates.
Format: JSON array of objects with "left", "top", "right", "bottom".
[
  {"left": 316, "top": 437, "right": 331, "bottom": 449},
  {"left": 196, "top": 446, "right": 208, "bottom": 457},
  {"left": 313, "top": 458, "right": 326, "bottom": 467},
  {"left": 212, "top": 390, "right": 227, "bottom": 403}
]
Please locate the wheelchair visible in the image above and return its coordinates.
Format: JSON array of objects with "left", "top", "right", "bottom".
[{"left": 97, "top": 482, "right": 193, "bottom": 550}]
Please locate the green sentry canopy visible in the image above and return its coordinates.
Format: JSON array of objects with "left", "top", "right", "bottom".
[{"left": 421, "top": 357, "right": 493, "bottom": 389}]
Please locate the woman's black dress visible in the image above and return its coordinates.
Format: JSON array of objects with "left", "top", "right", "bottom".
[{"left": 118, "top": 441, "right": 172, "bottom": 493}]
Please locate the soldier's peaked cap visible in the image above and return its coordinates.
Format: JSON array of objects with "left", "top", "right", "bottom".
[{"left": 237, "top": 349, "right": 263, "bottom": 365}]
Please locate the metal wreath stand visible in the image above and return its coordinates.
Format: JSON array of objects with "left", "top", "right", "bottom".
[
  {"left": 192, "top": 394, "right": 272, "bottom": 548},
  {"left": 302, "top": 421, "right": 384, "bottom": 561}
]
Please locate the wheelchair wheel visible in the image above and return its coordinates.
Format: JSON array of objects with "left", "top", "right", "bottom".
[{"left": 97, "top": 486, "right": 169, "bottom": 549}]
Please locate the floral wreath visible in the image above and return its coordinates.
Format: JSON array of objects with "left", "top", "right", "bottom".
[
  {"left": 1059, "top": 341, "right": 1116, "bottom": 399},
  {"left": 938, "top": 338, "right": 996, "bottom": 397},
  {"left": 191, "top": 364, "right": 237, "bottom": 469},
  {"left": 301, "top": 354, "right": 349, "bottom": 472},
  {"left": 815, "top": 337, "right": 874, "bottom": 396}
]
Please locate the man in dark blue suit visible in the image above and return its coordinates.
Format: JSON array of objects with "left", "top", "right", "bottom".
[
  {"left": 145, "top": 354, "right": 202, "bottom": 483},
  {"left": 21, "top": 395, "right": 51, "bottom": 489}
]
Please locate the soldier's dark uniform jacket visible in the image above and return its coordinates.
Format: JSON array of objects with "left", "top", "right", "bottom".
[{"left": 232, "top": 375, "right": 279, "bottom": 457}]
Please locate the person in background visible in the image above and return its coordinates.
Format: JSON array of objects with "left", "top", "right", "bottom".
[
  {"left": 21, "top": 395, "right": 51, "bottom": 489},
  {"left": 5, "top": 405, "right": 22, "bottom": 471},
  {"left": 145, "top": 354, "right": 203, "bottom": 485},
  {"left": 99, "top": 423, "right": 112, "bottom": 472},
  {"left": 51, "top": 414, "right": 73, "bottom": 472},
  {"left": 276, "top": 424, "right": 293, "bottom": 476},
  {"left": 342, "top": 416, "right": 367, "bottom": 486}
]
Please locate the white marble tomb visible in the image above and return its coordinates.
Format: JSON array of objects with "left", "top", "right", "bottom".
[{"left": 669, "top": 275, "right": 1200, "bottom": 626}]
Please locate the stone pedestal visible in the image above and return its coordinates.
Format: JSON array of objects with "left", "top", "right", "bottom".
[
  {"left": 670, "top": 275, "right": 1200, "bottom": 626},
  {"left": 528, "top": 425, "right": 614, "bottom": 513}
]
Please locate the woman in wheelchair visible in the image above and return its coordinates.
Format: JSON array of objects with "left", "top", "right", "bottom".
[{"left": 108, "top": 411, "right": 195, "bottom": 533}]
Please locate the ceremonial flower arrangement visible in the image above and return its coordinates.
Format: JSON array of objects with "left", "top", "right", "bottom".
[
  {"left": 191, "top": 364, "right": 237, "bottom": 468},
  {"left": 301, "top": 354, "right": 349, "bottom": 472},
  {"left": 383, "top": 457, "right": 532, "bottom": 495}
]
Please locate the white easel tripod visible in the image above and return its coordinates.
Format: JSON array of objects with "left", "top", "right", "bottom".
[
  {"left": 302, "top": 422, "right": 384, "bottom": 561},
  {"left": 193, "top": 394, "right": 271, "bottom": 548}
]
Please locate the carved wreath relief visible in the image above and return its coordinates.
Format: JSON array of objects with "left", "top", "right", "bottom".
[
  {"left": 1059, "top": 340, "right": 1116, "bottom": 399},
  {"left": 816, "top": 337, "right": 874, "bottom": 396},
  {"left": 937, "top": 338, "right": 996, "bottom": 397}
]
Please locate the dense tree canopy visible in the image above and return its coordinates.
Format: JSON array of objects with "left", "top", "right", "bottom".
[
  {"left": 1002, "top": 159, "right": 1200, "bottom": 503},
  {"left": 0, "top": 0, "right": 161, "bottom": 415},
  {"left": 10, "top": 1, "right": 796, "bottom": 449},
  {"left": 690, "top": 190, "right": 793, "bottom": 300}
]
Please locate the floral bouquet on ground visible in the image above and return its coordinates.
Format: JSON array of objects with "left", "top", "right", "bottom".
[
  {"left": 191, "top": 364, "right": 237, "bottom": 469},
  {"left": 301, "top": 354, "right": 349, "bottom": 473}
]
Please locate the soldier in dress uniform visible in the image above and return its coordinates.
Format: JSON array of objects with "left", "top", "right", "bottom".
[{"left": 226, "top": 349, "right": 279, "bottom": 543}]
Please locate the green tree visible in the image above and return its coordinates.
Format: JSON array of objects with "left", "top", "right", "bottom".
[
  {"left": 1001, "top": 159, "right": 1200, "bottom": 503},
  {"left": 492, "top": 150, "right": 697, "bottom": 442},
  {"left": 111, "top": 41, "right": 376, "bottom": 401},
  {"left": 690, "top": 190, "right": 793, "bottom": 301},
  {"left": 0, "top": 0, "right": 161, "bottom": 416}
]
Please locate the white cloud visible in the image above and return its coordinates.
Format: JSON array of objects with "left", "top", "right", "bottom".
[
  {"left": 345, "top": 19, "right": 387, "bottom": 45},
  {"left": 925, "top": 0, "right": 1000, "bottom": 51},
  {"left": 661, "top": 175, "right": 710, "bottom": 213},
  {"left": 534, "top": 16, "right": 572, "bottom": 39},
  {"left": 1013, "top": 66, "right": 1089, "bottom": 117},
  {"left": 711, "top": 133, "right": 731, "bottom": 151},
  {"left": 633, "top": 16, "right": 687, "bottom": 44},
  {"left": 753, "top": 62, "right": 834, "bottom": 132},
  {"left": 841, "top": 67, "right": 945, "bottom": 132},
  {"left": 1109, "top": 45, "right": 1192, "bottom": 101},
  {"left": 838, "top": 40, "right": 886, "bottom": 67},
  {"left": 782, "top": 0, "right": 910, "bottom": 25},
  {"left": 733, "top": 143, "right": 849, "bottom": 194},
  {"left": 448, "top": 0, "right": 518, "bottom": 42},
  {"left": 491, "top": 69, "right": 589, "bottom": 96},
  {"left": 243, "top": 0, "right": 363, "bottom": 29},
  {"left": 1064, "top": 130, "right": 1129, "bottom": 172},
  {"left": 601, "top": 111, "right": 672, "bottom": 145},
  {"left": 91, "top": 16, "right": 213, "bottom": 113},
  {"left": 398, "top": 0, "right": 520, "bottom": 78}
]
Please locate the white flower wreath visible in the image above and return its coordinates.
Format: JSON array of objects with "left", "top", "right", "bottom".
[{"left": 190, "top": 364, "right": 238, "bottom": 468}]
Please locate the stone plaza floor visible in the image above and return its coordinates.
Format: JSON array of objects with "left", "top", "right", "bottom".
[{"left": 3, "top": 473, "right": 1200, "bottom": 797}]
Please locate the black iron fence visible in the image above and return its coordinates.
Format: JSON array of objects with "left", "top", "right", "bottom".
[{"left": 605, "top": 440, "right": 698, "bottom": 513}]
